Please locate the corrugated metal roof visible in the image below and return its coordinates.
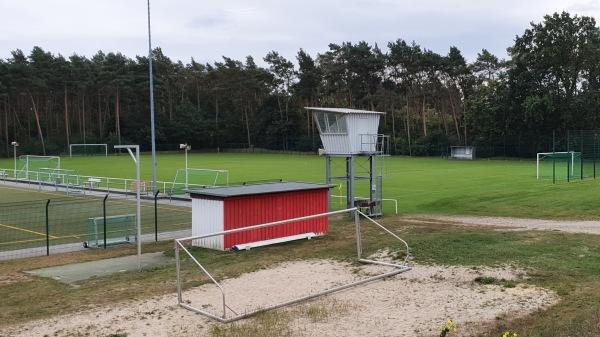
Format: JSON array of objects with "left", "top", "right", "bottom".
[
  {"left": 305, "top": 107, "right": 385, "bottom": 115},
  {"left": 186, "top": 181, "right": 336, "bottom": 198}
]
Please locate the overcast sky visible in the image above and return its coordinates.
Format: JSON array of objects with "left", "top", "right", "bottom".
[{"left": 1, "top": 0, "right": 599, "bottom": 67}]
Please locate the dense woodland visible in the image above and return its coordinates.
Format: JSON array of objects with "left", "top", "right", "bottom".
[{"left": 1, "top": 11, "right": 599, "bottom": 158}]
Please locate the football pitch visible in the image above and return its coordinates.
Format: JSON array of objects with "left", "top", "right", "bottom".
[{"left": 1, "top": 152, "right": 599, "bottom": 220}]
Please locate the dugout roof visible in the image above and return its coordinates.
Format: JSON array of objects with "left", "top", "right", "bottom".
[{"left": 186, "top": 181, "right": 335, "bottom": 199}]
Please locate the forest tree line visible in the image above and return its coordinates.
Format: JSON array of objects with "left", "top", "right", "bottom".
[{"left": 1, "top": 11, "right": 599, "bottom": 158}]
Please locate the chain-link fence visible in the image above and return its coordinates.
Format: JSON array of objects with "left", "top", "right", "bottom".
[{"left": 0, "top": 192, "right": 191, "bottom": 261}]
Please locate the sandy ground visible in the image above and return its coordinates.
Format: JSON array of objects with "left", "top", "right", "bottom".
[
  {"left": 3, "top": 215, "right": 592, "bottom": 337},
  {"left": 402, "top": 214, "right": 600, "bottom": 235}
]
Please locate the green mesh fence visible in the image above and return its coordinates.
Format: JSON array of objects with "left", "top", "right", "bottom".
[{"left": 568, "top": 130, "right": 600, "bottom": 180}]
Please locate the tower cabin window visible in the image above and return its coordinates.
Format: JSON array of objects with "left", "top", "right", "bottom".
[{"left": 315, "top": 113, "right": 348, "bottom": 134}]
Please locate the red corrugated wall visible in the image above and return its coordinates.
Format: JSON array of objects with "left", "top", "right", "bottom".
[{"left": 223, "top": 189, "right": 329, "bottom": 249}]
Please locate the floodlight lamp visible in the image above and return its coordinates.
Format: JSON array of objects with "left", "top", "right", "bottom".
[
  {"left": 180, "top": 143, "right": 187, "bottom": 149},
  {"left": 11, "top": 141, "right": 18, "bottom": 146}
]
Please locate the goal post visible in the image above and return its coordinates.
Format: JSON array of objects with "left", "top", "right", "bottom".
[
  {"left": 69, "top": 144, "right": 108, "bottom": 157},
  {"left": 536, "top": 151, "right": 580, "bottom": 180},
  {"left": 170, "top": 168, "right": 229, "bottom": 196},
  {"left": 85, "top": 214, "right": 137, "bottom": 248},
  {"left": 17, "top": 155, "right": 60, "bottom": 181}
]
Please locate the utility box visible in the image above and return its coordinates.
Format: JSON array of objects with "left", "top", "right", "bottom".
[{"left": 187, "top": 182, "right": 334, "bottom": 250}]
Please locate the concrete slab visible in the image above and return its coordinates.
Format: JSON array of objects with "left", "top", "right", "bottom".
[{"left": 25, "top": 252, "right": 174, "bottom": 284}]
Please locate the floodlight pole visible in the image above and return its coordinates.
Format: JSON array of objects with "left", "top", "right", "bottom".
[
  {"left": 11, "top": 141, "right": 18, "bottom": 179},
  {"left": 148, "top": 0, "right": 157, "bottom": 194},
  {"left": 115, "top": 145, "right": 142, "bottom": 271},
  {"left": 180, "top": 143, "right": 191, "bottom": 188}
]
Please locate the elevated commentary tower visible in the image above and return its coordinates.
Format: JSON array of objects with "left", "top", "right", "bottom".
[{"left": 306, "top": 107, "right": 389, "bottom": 216}]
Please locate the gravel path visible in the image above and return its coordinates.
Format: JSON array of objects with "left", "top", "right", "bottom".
[{"left": 402, "top": 214, "right": 600, "bottom": 235}]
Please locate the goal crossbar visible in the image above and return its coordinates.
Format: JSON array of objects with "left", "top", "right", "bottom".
[
  {"left": 174, "top": 208, "right": 410, "bottom": 323},
  {"left": 171, "top": 168, "right": 229, "bottom": 195}
]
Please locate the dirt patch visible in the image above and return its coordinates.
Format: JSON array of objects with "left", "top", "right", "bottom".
[
  {"left": 402, "top": 214, "right": 600, "bottom": 235},
  {"left": 0, "top": 260, "right": 556, "bottom": 337},
  {"left": 0, "top": 273, "right": 31, "bottom": 286}
]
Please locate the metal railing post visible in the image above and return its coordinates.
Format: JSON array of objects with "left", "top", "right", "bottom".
[
  {"left": 103, "top": 194, "right": 108, "bottom": 249},
  {"left": 355, "top": 208, "right": 362, "bottom": 259},
  {"left": 45, "top": 199, "right": 51, "bottom": 256},
  {"left": 175, "top": 240, "right": 182, "bottom": 303},
  {"left": 154, "top": 189, "right": 160, "bottom": 241}
]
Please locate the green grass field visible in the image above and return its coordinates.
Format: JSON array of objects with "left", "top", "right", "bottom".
[
  {"left": 2, "top": 153, "right": 600, "bottom": 336},
  {"left": 2, "top": 153, "right": 598, "bottom": 219}
]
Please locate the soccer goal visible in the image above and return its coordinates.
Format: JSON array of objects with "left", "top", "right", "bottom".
[
  {"left": 69, "top": 143, "right": 108, "bottom": 157},
  {"left": 85, "top": 214, "right": 137, "bottom": 248},
  {"left": 536, "top": 151, "right": 582, "bottom": 180},
  {"left": 174, "top": 208, "right": 410, "bottom": 322},
  {"left": 17, "top": 155, "right": 60, "bottom": 181},
  {"left": 170, "top": 168, "right": 229, "bottom": 196},
  {"left": 39, "top": 168, "right": 84, "bottom": 195}
]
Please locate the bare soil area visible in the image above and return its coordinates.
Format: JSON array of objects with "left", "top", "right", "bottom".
[
  {"left": 402, "top": 214, "right": 600, "bottom": 235},
  {"left": 3, "top": 215, "right": 589, "bottom": 337}
]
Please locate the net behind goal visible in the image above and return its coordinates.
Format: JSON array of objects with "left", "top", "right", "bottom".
[
  {"left": 69, "top": 144, "right": 108, "bottom": 157},
  {"left": 536, "top": 152, "right": 583, "bottom": 181}
]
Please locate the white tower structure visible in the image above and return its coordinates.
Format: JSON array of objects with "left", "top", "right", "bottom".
[{"left": 306, "top": 107, "right": 389, "bottom": 216}]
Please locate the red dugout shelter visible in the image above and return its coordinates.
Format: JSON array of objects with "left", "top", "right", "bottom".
[{"left": 187, "top": 181, "right": 335, "bottom": 250}]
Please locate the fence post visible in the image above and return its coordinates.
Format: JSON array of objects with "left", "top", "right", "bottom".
[
  {"left": 103, "top": 194, "right": 108, "bottom": 249},
  {"left": 154, "top": 189, "right": 160, "bottom": 242},
  {"left": 45, "top": 199, "right": 51, "bottom": 256}
]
